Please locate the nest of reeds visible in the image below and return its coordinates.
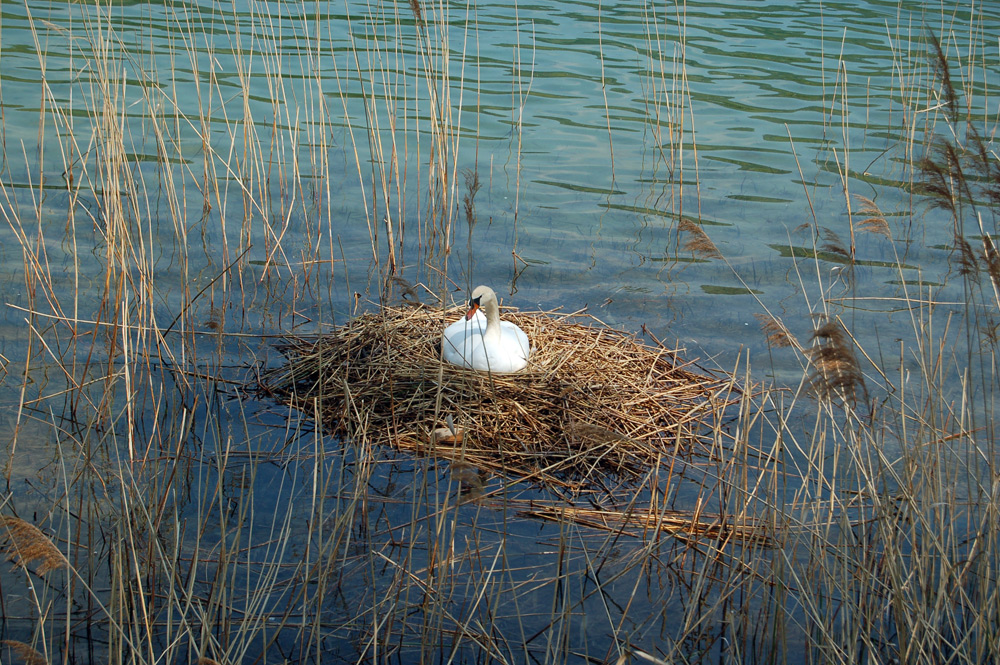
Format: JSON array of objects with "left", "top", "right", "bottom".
[{"left": 260, "top": 302, "right": 737, "bottom": 497}]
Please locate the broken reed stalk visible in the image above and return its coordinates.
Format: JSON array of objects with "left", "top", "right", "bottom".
[{"left": 515, "top": 501, "right": 770, "bottom": 545}]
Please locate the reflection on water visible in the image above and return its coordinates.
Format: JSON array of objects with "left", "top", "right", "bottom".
[{"left": 0, "top": 0, "right": 998, "bottom": 661}]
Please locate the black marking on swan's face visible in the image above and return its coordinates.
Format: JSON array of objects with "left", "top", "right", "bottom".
[{"left": 465, "top": 295, "right": 482, "bottom": 320}]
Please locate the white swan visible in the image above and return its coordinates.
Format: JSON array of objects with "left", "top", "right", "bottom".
[{"left": 441, "top": 285, "right": 530, "bottom": 373}]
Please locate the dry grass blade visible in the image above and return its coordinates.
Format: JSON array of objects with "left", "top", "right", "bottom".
[
  {"left": 2, "top": 641, "right": 48, "bottom": 665},
  {"left": 0, "top": 516, "right": 68, "bottom": 576},
  {"left": 679, "top": 219, "right": 722, "bottom": 259},
  {"left": 260, "top": 304, "right": 738, "bottom": 499},
  {"left": 754, "top": 312, "right": 799, "bottom": 349}
]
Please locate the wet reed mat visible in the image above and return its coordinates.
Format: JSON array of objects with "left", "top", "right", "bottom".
[{"left": 259, "top": 303, "right": 743, "bottom": 498}]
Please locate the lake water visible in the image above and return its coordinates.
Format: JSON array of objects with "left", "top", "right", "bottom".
[{"left": 1, "top": 0, "right": 997, "bottom": 661}]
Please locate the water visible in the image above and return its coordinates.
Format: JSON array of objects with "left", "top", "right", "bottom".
[{"left": 1, "top": 0, "right": 997, "bottom": 661}]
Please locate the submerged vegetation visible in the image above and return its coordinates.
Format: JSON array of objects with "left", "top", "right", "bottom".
[{"left": 0, "top": 0, "right": 999, "bottom": 663}]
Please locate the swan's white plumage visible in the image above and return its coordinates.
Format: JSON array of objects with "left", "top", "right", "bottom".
[{"left": 441, "top": 286, "right": 530, "bottom": 373}]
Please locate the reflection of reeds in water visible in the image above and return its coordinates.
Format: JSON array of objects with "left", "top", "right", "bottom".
[{"left": 0, "top": 516, "right": 67, "bottom": 576}]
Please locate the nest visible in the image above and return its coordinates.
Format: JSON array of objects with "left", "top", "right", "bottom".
[{"left": 260, "top": 302, "right": 738, "bottom": 498}]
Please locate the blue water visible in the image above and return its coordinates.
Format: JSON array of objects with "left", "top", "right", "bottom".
[{"left": 1, "top": 0, "right": 997, "bottom": 661}]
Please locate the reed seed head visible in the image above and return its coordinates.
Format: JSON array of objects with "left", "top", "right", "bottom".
[
  {"left": 806, "top": 317, "right": 867, "bottom": 405},
  {"left": 2, "top": 641, "right": 48, "bottom": 665},
  {"left": 0, "top": 516, "right": 68, "bottom": 576},
  {"left": 754, "top": 313, "right": 799, "bottom": 349},
  {"left": 679, "top": 219, "right": 722, "bottom": 259}
]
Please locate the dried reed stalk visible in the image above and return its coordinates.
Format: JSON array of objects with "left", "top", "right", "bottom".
[{"left": 514, "top": 502, "right": 770, "bottom": 545}]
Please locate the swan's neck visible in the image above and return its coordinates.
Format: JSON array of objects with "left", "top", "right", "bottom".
[{"left": 481, "top": 298, "right": 502, "bottom": 343}]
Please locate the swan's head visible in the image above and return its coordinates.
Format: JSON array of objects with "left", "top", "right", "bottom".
[{"left": 465, "top": 285, "right": 496, "bottom": 320}]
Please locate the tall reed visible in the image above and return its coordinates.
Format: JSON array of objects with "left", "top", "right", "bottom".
[{"left": 1, "top": 0, "right": 997, "bottom": 662}]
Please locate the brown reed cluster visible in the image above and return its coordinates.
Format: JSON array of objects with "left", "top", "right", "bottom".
[{"left": 0, "top": 515, "right": 68, "bottom": 576}]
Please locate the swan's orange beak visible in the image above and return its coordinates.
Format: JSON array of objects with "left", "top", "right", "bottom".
[{"left": 465, "top": 301, "right": 480, "bottom": 320}]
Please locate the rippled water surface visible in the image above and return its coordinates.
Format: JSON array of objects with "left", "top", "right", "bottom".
[
  {"left": 3, "top": 0, "right": 990, "bottom": 336},
  {"left": 1, "top": 0, "right": 998, "bottom": 661}
]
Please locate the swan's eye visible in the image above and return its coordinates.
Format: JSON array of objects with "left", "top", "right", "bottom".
[{"left": 470, "top": 295, "right": 481, "bottom": 307}]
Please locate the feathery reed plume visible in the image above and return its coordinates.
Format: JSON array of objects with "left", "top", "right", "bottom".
[
  {"left": 0, "top": 516, "right": 68, "bottom": 576},
  {"left": 954, "top": 234, "right": 980, "bottom": 278},
  {"left": 981, "top": 233, "right": 1000, "bottom": 295},
  {"left": 965, "top": 123, "right": 997, "bottom": 196},
  {"left": 679, "top": 219, "right": 722, "bottom": 259},
  {"left": 805, "top": 317, "right": 867, "bottom": 405},
  {"left": 966, "top": 127, "right": 1000, "bottom": 210},
  {"left": 820, "top": 228, "right": 850, "bottom": 259},
  {"left": 754, "top": 313, "right": 799, "bottom": 349},
  {"left": 390, "top": 276, "right": 421, "bottom": 302},
  {"left": 408, "top": 0, "right": 423, "bottom": 25},
  {"left": 463, "top": 169, "right": 480, "bottom": 229},
  {"left": 925, "top": 28, "right": 959, "bottom": 123},
  {"left": 917, "top": 138, "right": 962, "bottom": 217},
  {"left": 853, "top": 195, "right": 891, "bottom": 239},
  {"left": 2, "top": 641, "right": 48, "bottom": 665}
]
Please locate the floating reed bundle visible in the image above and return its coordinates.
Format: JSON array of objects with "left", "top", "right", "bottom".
[{"left": 261, "top": 302, "right": 738, "bottom": 498}]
